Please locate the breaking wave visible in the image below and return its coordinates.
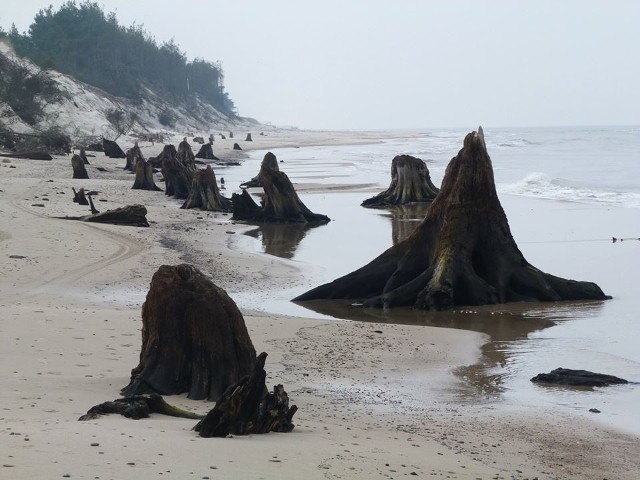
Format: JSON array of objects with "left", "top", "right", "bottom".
[{"left": 500, "top": 172, "right": 640, "bottom": 209}]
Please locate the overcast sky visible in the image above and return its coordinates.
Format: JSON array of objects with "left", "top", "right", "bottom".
[{"left": 2, "top": 1, "right": 638, "bottom": 130}]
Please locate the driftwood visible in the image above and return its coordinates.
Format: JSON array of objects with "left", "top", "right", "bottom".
[
  {"left": 362, "top": 155, "right": 439, "bottom": 207},
  {"left": 240, "top": 151, "right": 279, "bottom": 188},
  {"left": 232, "top": 152, "right": 330, "bottom": 224},
  {"left": 79, "top": 148, "right": 89, "bottom": 165},
  {"left": 125, "top": 142, "right": 144, "bottom": 171},
  {"left": 0, "top": 151, "right": 53, "bottom": 160},
  {"left": 195, "top": 142, "right": 219, "bottom": 160},
  {"left": 193, "top": 136, "right": 205, "bottom": 144},
  {"left": 132, "top": 159, "right": 162, "bottom": 191},
  {"left": 71, "top": 154, "right": 89, "bottom": 179},
  {"left": 294, "top": 128, "right": 609, "bottom": 310},
  {"left": 181, "top": 165, "right": 231, "bottom": 211},
  {"left": 61, "top": 204, "right": 149, "bottom": 227},
  {"left": 531, "top": 368, "right": 629, "bottom": 387},
  {"left": 79, "top": 394, "right": 202, "bottom": 421},
  {"left": 102, "top": 138, "right": 126, "bottom": 158},
  {"left": 72, "top": 187, "right": 89, "bottom": 205},
  {"left": 233, "top": 143, "right": 242, "bottom": 151},
  {"left": 194, "top": 352, "right": 297, "bottom": 437},
  {"left": 121, "top": 264, "right": 257, "bottom": 401}
]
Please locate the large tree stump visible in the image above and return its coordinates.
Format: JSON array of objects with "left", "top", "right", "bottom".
[
  {"left": 71, "top": 154, "right": 89, "bottom": 179},
  {"left": 232, "top": 152, "right": 330, "bottom": 224},
  {"left": 194, "top": 352, "right": 297, "bottom": 437},
  {"left": 102, "top": 138, "right": 126, "bottom": 158},
  {"left": 125, "top": 142, "right": 144, "bottom": 171},
  {"left": 162, "top": 148, "right": 195, "bottom": 199},
  {"left": 72, "top": 187, "right": 89, "bottom": 205},
  {"left": 121, "top": 264, "right": 257, "bottom": 401},
  {"left": 233, "top": 143, "right": 242, "bottom": 151},
  {"left": 149, "top": 144, "right": 177, "bottom": 169},
  {"left": 79, "top": 148, "right": 90, "bottom": 165},
  {"left": 240, "top": 151, "right": 279, "bottom": 188},
  {"left": 294, "top": 128, "right": 610, "bottom": 310},
  {"left": 362, "top": 155, "right": 439, "bottom": 207},
  {"left": 181, "top": 165, "right": 231, "bottom": 211},
  {"left": 195, "top": 142, "right": 219, "bottom": 160},
  {"left": 178, "top": 137, "right": 196, "bottom": 169},
  {"left": 132, "top": 159, "right": 162, "bottom": 191},
  {"left": 245, "top": 133, "right": 253, "bottom": 142}
]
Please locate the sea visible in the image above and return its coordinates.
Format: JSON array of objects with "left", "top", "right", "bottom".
[{"left": 219, "top": 126, "right": 640, "bottom": 436}]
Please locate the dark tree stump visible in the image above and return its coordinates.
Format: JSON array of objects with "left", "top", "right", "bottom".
[
  {"left": 195, "top": 142, "right": 220, "bottom": 160},
  {"left": 531, "top": 368, "right": 629, "bottom": 387},
  {"left": 162, "top": 149, "right": 195, "bottom": 199},
  {"left": 194, "top": 352, "right": 297, "bottom": 437},
  {"left": 181, "top": 165, "right": 231, "bottom": 212},
  {"left": 240, "top": 151, "right": 279, "bottom": 188},
  {"left": 71, "top": 154, "right": 89, "bottom": 179},
  {"left": 121, "top": 264, "right": 257, "bottom": 401},
  {"left": 72, "top": 187, "right": 89, "bottom": 205},
  {"left": 193, "top": 136, "right": 205, "bottom": 144},
  {"left": 102, "top": 138, "right": 126, "bottom": 158},
  {"left": 60, "top": 204, "right": 149, "bottom": 227},
  {"left": 208, "top": 134, "right": 215, "bottom": 143},
  {"left": 232, "top": 152, "right": 330, "bottom": 224},
  {"left": 294, "top": 128, "right": 609, "bottom": 310},
  {"left": 178, "top": 137, "right": 196, "bottom": 169},
  {"left": 132, "top": 159, "right": 162, "bottom": 191},
  {"left": 245, "top": 133, "right": 253, "bottom": 142},
  {"left": 79, "top": 394, "right": 202, "bottom": 421},
  {"left": 233, "top": 143, "right": 242, "bottom": 151},
  {"left": 362, "top": 155, "right": 439, "bottom": 207},
  {"left": 220, "top": 134, "right": 226, "bottom": 139},
  {"left": 148, "top": 144, "right": 176, "bottom": 168},
  {"left": 125, "top": 142, "right": 144, "bottom": 171},
  {"left": 79, "top": 148, "right": 90, "bottom": 165},
  {"left": 229, "top": 131, "right": 234, "bottom": 138}
]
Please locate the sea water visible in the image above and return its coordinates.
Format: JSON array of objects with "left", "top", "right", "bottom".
[{"left": 224, "top": 126, "right": 640, "bottom": 436}]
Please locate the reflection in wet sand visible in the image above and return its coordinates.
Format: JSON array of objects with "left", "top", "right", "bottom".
[
  {"left": 244, "top": 223, "right": 312, "bottom": 259},
  {"left": 380, "top": 203, "right": 431, "bottom": 245}
]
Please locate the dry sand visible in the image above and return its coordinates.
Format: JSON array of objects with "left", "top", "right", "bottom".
[{"left": 1, "top": 130, "right": 638, "bottom": 479}]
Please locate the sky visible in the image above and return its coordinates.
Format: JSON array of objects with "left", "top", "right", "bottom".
[{"left": 2, "top": 0, "right": 639, "bottom": 130}]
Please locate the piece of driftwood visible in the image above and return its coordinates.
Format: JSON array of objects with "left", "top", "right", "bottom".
[
  {"left": 102, "top": 138, "right": 126, "bottom": 158},
  {"left": 195, "top": 142, "right": 219, "bottom": 160},
  {"left": 60, "top": 204, "right": 149, "bottom": 227},
  {"left": 78, "top": 394, "right": 202, "bottom": 421},
  {"left": 132, "top": 159, "right": 162, "bottom": 191},
  {"left": 531, "top": 368, "right": 629, "bottom": 387},
  {"left": 125, "top": 142, "right": 144, "bottom": 171},
  {"left": 232, "top": 152, "right": 330, "bottom": 224},
  {"left": 194, "top": 352, "right": 297, "bottom": 437},
  {"left": 72, "top": 187, "right": 89, "bottom": 205},
  {"left": 362, "top": 155, "right": 439, "bottom": 207},
  {"left": 121, "top": 264, "right": 256, "bottom": 401},
  {"left": 71, "top": 154, "right": 89, "bottom": 179},
  {"left": 294, "top": 128, "right": 609, "bottom": 310},
  {"left": 0, "top": 151, "right": 52, "bottom": 160},
  {"left": 181, "top": 165, "right": 231, "bottom": 211},
  {"left": 193, "top": 136, "right": 205, "bottom": 144}
]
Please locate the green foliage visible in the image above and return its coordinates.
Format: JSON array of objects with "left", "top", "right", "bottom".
[{"left": 7, "top": 1, "right": 236, "bottom": 115}]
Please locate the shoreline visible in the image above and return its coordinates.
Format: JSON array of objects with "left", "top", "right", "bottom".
[{"left": 1, "top": 128, "right": 639, "bottom": 478}]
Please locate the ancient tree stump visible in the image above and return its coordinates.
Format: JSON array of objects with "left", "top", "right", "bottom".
[
  {"left": 193, "top": 136, "right": 205, "bottom": 144},
  {"left": 229, "top": 131, "right": 234, "bottom": 138},
  {"left": 245, "top": 133, "right": 253, "bottom": 142},
  {"left": 71, "top": 154, "right": 89, "bottom": 179},
  {"left": 102, "top": 138, "right": 126, "bottom": 158},
  {"left": 194, "top": 352, "right": 297, "bottom": 437},
  {"left": 125, "top": 142, "right": 144, "bottom": 171},
  {"left": 195, "top": 142, "right": 219, "bottom": 160},
  {"left": 162, "top": 146, "right": 195, "bottom": 199},
  {"left": 233, "top": 143, "right": 242, "bottom": 151},
  {"left": 72, "top": 187, "right": 89, "bottom": 205},
  {"left": 121, "top": 264, "right": 257, "bottom": 401},
  {"left": 240, "top": 151, "right": 279, "bottom": 188},
  {"left": 232, "top": 152, "right": 330, "bottom": 224},
  {"left": 362, "top": 155, "right": 439, "bottom": 207},
  {"left": 294, "top": 128, "right": 609, "bottom": 310},
  {"left": 79, "top": 148, "right": 90, "bottom": 165},
  {"left": 79, "top": 394, "right": 202, "bottom": 421},
  {"left": 148, "top": 144, "right": 177, "bottom": 168},
  {"left": 132, "top": 159, "right": 162, "bottom": 191},
  {"left": 531, "top": 368, "right": 629, "bottom": 387},
  {"left": 178, "top": 137, "right": 196, "bottom": 169},
  {"left": 181, "top": 165, "right": 231, "bottom": 212}
]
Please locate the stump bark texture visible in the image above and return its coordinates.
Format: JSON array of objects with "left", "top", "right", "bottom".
[
  {"left": 121, "top": 264, "right": 257, "bottom": 401},
  {"left": 181, "top": 166, "right": 231, "bottom": 211},
  {"left": 178, "top": 138, "right": 196, "bottom": 169},
  {"left": 72, "top": 187, "right": 89, "bottom": 205},
  {"left": 71, "top": 154, "right": 89, "bottom": 179},
  {"left": 79, "top": 394, "right": 202, "bottom": 421},
  {"left": 79, "top": 148, "right": 89, "bottom": 165},
  {"left": 240, "top": 151, "right": 279, "bottom": 188},
  {"left": 162, "top": 145, "right": 195, "bottom": 199},
  {"left": 103, "top": 138, "right": 126, "bottom": 158},
  {"left": 294, "top": 128, "right": 609, "bottom": 310},
  {"left": 132, "top": 159, "right": 162, "bottom": 191},
  {"left": 195, "top": 142, "right": 219, "bottom": 160},
  {"left": 125, "top": 143, "right": 144, "bottom": 171},
  {"left": 362, "top": 155, "right": 439, "bottom": 207}
]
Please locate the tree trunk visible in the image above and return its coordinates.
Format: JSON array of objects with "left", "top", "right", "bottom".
[
  {"left": 71, "top": 154, "right": 89, "bottom": 179},
  {"left": 162, "top": 147, "right": 195, "bottom": 199},
  {"left": 132, "top": 159, "right": 162, "bottom": 191},
  {"left": 79, "top": 148, "right": 90, "bottom": 165},
  {"left": 194, "top": 352, "right": 297, "bottom": 437},
  {"left": 121, "top": 264, "right": 257, "bottom": 401},
  {"left": 181, "top": 165, "right": 231, "bottom": 211},
  {"left": 362, "top": 155, "right": 439, "bottom": 207},
  {"left": 124, "top": 142, "right": 144, "bottom": 171},
  {"left": 232, "top": 152, "right": 330, "bottom": 224},
  {"left": 59, "top": 204, "right": 149, "bottom": 227},
  {"left": 531, "top": 368, "right": 628, "bottom": 387},
  {"left": 195, "top": 142, "right": 219, "bottom": 160},
  {"left": 102, "top": 138, "right": 126, "bottom": 158},
  {"left": 72, "top": 187, "right": 89, "bottom": 205},
  {"left": 294, "top": 128, "right": 610, "bottom": 310},
  {"left": 149, "top": 144, "right": 176, "bottom": 169},
  {"left": 178, "top": 137, "right": 196, "bottom": 169}
]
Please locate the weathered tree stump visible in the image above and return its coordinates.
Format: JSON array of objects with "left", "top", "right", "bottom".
[
  {"left": 362, "top": 155, "right": 439, "bottom": 207},
  {"left": 233, "top": 152, "right": 329, "bottom": 224},
  {"left": 102, "top": 138, "right": 126, "bottom": 158},
  {"left": 181, "top": 165, "right": 231, "bottom": 211},
  {"left": 79, "top": 148, "right": 90, "bottom": 165},
  {"left": 194, "top": 352, "right": 297, "bottom": 437},
  {"left": 79, "top": 394, "right": 202, "bottom": 421},
  {"left": 124, "top": 142, "right": 144, "bottom": 171},
  {"left": 178, "top": 137, "right": 196, "bottom": 169},
  {"left": 245, "top": 133, "right": 253, "bottom": 142},
  {"left": 72, "top": 187, "right": 89, "bottom": 205},
  {"left": 240, "top": 151, "right": 279, "bottom": 188},
  {"left": 193, "top": 136, "right": 205, "bottom": 144},
  {"left": 59, "top": 204, "right": 149, "bottom": 227},
  {"left": 195, "top": 142, "right": 220, "bottom": 160},
  {"left": 162, "top": 155, "right": 195, "bottom": 199},
  {"left": 71, "top": 154, "right": 89, "bottom": 179},
  {"left": 121, "top": 264, "right": 257, "bottom": 401},
  {"left": 531, "top": 368, "right": 629, "bottom": 387},
  {"left": 220, "top": 134, "right": 226, "bottom": 139},
  {"left": 132, "top": 159, "right": 162, "bottom": 191},
  {"left": 294, "top": 128, "right": 609, "bottom": 310},
  {"left": 88, "top": 194, "right": 99, "bottom": 214},
  {"left": 148, "top": 144, "right": 176, "bottom": 168},
  {"left": 229, "top": 131, "right": 234, "bottom": 138},
  {"left": 208, "top": 134, "right": 215, "bottom": 143},
  {"left": 233, "top": 143, "right": 242, "bottom": 151}
]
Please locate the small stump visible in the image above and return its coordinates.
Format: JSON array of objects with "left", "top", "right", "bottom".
[{"left": 71, "top": 154, "right": 89, "bottom": 179}]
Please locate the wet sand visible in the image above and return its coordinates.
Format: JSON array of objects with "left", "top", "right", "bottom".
[{"left": 1, "top": 130, "right": 639, "bottom": 479}]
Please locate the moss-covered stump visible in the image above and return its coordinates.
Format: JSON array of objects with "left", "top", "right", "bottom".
[
  {"left": 362, "top": 155, "right": 439, "bottom": 207},
  {"left": 121, "top": 264, "right": 257, "bottom": 401},
  {"left": 294, "top": 127, "right": 610, "bottom": 310}
]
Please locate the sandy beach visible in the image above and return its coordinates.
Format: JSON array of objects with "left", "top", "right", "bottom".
[{"left": 1, "top": 130, "right": 639, "bottom": 479}]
